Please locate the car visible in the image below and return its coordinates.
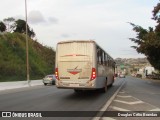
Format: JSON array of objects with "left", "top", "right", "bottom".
[
  {"left": 119, "top": 74, "right": 125, "bottom": 78},
  {"left": 43, "top": 74, "right": 56, "bottom": 85}
]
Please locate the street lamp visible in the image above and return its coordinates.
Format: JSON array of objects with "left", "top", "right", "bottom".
[{"left": 25, "top": 0, "right": 30, "bottom": 85}]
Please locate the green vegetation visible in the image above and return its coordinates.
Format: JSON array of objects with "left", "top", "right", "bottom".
[
  {"left": 129, "top": 2, "right": 160, "bottom": 71},
  {"left": 0, "top": 33, "right": 55, "bottom": 82},
  {"left": 0, "top": 17, "right": 35, "bottom": 38}
]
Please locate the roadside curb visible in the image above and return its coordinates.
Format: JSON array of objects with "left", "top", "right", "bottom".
[{"left": 0, "top": 80, "right": 43, "bottom": 91}]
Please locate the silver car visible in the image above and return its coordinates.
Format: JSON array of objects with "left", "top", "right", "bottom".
[
  {"left": 119, "top": 74, "right": 125, "bottom": 78},
  {"left": 43, "top": 75, "right": 56, "bottom": 85}
]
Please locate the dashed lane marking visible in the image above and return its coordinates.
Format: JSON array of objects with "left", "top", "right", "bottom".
[
  {"left": 113, "top": 100, "right": 144, "bottom": 105},
  {"left": 101, "top": 117, "right": 116, "bottom": 120},
  {"left": 150, "top": 108, "right": 160, "bottom": 111},
  {"left": 110, "top": 106, "right": 130, "bottom": 111},
  {"left": 117, "top": 95, "right": 132, "bottom": 98},
  {"left": 118, "top": 91, "right": 125, "bottom": 94},
  {"left": 92, "top": 80, "right": 126, "bottom": 120}
]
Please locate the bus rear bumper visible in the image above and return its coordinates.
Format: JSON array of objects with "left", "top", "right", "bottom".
[{"left": 56, "top": 80, "right": 95, "bottom": 89}]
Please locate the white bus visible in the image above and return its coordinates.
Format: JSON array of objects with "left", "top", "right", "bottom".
[{"left": 55, "top": 40, "right": 115, "bottom": 93}]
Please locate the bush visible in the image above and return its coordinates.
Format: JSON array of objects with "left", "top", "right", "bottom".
[
  {"left": 136, "top": 74, "right": 142, "bottom": 78},
  {"left": 0, "top": 33, "right": 55, "bottom": 81}
]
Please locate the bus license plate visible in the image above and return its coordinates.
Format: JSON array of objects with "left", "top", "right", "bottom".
[{"left": 69, "top": 83, "right": 79, "bottom": 87}]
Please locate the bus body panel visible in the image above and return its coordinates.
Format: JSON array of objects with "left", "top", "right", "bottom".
[
  {"left": 55, "top": 40, "right": 115, "bottom": 90},
  {"left": 56, "top": 41, "right": 96, "bottom": 89}
]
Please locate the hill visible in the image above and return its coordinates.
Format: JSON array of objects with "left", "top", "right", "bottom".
[{"left": 0, "top": 33, "right": 55, "bottom": 81}]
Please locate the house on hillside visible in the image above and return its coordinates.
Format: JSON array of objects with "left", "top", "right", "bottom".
[{"left": 137, "top": 65, "right": 155, "bottom": 78}]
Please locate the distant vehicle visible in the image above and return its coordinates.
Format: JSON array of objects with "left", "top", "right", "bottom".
[
  {"left": 119, "top": 74, "right": 125, "bottom": 78},
  {"left": 55, "top": 40, "right": 116, "bottom": 93},
  {"left": 145, "top": 66, "right": 155, "bottom": 76},
  {"left": 43, "top": 75, "right": 56, "bottom": 85}
]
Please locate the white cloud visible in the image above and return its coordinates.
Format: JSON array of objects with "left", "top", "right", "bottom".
[
  {"left": 48, "top": 17, "right": 59, "bottom": 24},
  {"left": 0, "top": 0, "right": 159, "bottom": 58},
  {"left": 28, "top": 10, "right": 46, "bottom": 24},
  {"left": 61, "top": 34, "right": 70, "bottom": 38},
  {"left": 27, "top": 10, "right": 59, "bottom": 25}
]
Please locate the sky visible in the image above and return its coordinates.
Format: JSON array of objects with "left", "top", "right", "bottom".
[{"left": 0, "top": 0, "right": 159, "bottom": 59}]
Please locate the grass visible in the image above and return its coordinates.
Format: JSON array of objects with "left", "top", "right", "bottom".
[{"left": 0, "top": 33, "right": 55, "bottom": 82}]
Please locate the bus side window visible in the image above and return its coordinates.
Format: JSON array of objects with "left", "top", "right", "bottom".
[
  {"left": 96, "top": 47, "right": 113, "bottom": 67},
  {"left": 108, "top": 58, "right": 111, "bottom": 68},
  {"left": 99, "top": 50, "right": 101, "bottom": 64},
  {"left": 107, "top": 57, "right": 109, "bottom": 67},
  {"left": 106, "top": 55, "right": 108, "bottom": 66},
  {"left": 98, "top": 49, "right": 103, "bottom": 65},
  {"left": 97, "top": 50, "right": 99, "bottom": 64},
  {"left": 102, "top": 52, "right": 105, "bottom": 65},
  {"left": 97, "top": 48, "right": 101, "bottom": 65},
  {"left": 104, "top": 53, "right": 106, "bottom": 66},
  {"left": 100, "top": 50, "right": 103, "bottom": 65}
]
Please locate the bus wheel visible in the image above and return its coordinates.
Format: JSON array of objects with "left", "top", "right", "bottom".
[
  {"left": 44, "top": 83, "right": 47, "bottom": 86},
  {"left": 101, "top": 81, "right": 107, "bottom": 93},
  {"left": 74, "top": 89, "right": 82, "bottom": 93},
  {"left": 110, "top": 76, "right": 114, "bottom": 87}
]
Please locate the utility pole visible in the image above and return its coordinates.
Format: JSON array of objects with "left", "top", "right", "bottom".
[{"left": 25, "top": 0, "right": 30, "bottom": 85}]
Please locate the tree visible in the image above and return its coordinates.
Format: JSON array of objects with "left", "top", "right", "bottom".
[
  {"left": 129, "top": 2, "right": 160, "bottom": 71},
  {"left": 14, "top": 19, "right": 26, "bottom": 33},
  {"left": 152, "top": 2, "right": 160, "bottom": 32},
  {"left": 0, "top": 21, "right": 6, "bottom": 32},
  {"left": 28, "top": 28, "right": 35, "bottom": 39},
  {"left": 3, "top": 17, "right": 15, "bottom": 32},
  {"left": 14, "top": 19, "right": 35, "bottom": 38}
]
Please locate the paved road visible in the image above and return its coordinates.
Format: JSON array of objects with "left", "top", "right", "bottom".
[
  {"left": 102, "top": 76, "right": 160, "bottom": 120},
  {"left": 1, "top": 77, "right": 159, "bottom": 120},
  {"left": 123, "top": 76, "right": 160, "bottom": 108},
  {"left": 0, "top": 78, "right": 124, "bottom": 120}
]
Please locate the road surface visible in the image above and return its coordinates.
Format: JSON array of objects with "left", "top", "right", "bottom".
[
  {"left": 0, "top": 77, "right": 160, "bottom": 120},
  {"left": 0, "top": 78, "right": 124, "bottom": 120}
]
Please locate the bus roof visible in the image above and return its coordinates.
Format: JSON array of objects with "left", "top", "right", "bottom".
[
  {"left": 57, "top": 40, "right": 95, "bottom": 44},
  {"left": 57, "top": 40, "right": 115, "bottom": 62}
]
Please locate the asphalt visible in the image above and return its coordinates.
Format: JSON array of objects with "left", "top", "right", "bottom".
[
  {"left": 100, "top": 76, "right": 160, "bottom": 120},
  {"left": 0, "top": 77, "right": 160, "bottom": 120},
  {"left": 0, "top": 78, "right": 124, "bottom": 120}
]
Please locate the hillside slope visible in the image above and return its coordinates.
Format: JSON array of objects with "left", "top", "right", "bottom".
[{"left": 0, "top": 33, "right": 55, "bottom": 81}]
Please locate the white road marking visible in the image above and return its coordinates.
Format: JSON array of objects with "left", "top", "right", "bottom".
[
  {"left": 117, "top": 95, "right": 132, "bottom": 98},
  {"left": 110, "top": 106, "right": 130, "bottom": 111},
  {"left": 92, "top": 81, "right": 126, "bottom": 120},
  {"left": 119, "top": 91, "right": 125, "bottom": 93},
  {"left": 150, "top": 108, "right": 160, "bottom": 111},
  {"left": 101, "top": 117, "right": 116, "bottom": 120},
  {"left": 114, "top": 100, "right": 144, "bottom": 105}
]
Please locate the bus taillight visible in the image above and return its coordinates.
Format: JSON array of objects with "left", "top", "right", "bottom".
[
  {"left": 90, "top": 68, "right": 96, "bottom": 80},
  {"left": 55, "top": 68, "right": 59, "bottom": 80}
]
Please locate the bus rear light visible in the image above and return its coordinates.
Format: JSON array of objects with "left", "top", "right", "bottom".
[
  {"left": 90, "top": 68, "right": 96, "bottom": 80},
  {"left": 55, "top": 68, "right": 60, "bottom": 80}
]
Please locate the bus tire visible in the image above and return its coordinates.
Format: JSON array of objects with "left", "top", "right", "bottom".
[
  {"left": 110, "top": 76, "right": 114, "bottom": 87},
  {"left": 101, "top": 80, "right": 107, "bottom": 93},
  {"left": 44, "top": 83, "right": 47, "bottom": 86},
  {"left": 74, "top": 89, "right": 82, "bottom": 93}
]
